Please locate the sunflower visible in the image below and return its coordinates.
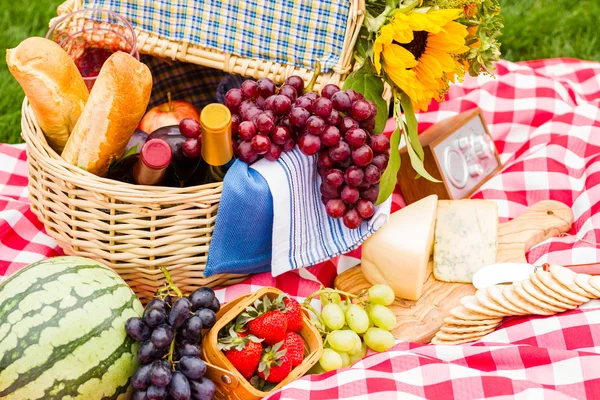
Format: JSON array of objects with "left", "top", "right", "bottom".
[{"left": 373, "top": 9, "right": 469, "bottom": 111}]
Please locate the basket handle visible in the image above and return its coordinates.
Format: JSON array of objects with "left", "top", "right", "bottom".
[{"left": 205, "top": 362, "right": 240, "bottom": 389}]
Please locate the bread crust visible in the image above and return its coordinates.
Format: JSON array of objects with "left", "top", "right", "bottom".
[
  {"left": 6, "top": 37, "right": 89, "bottom": 154},
  {"left": 63, "top": 51, "right": 152, "bottom": 177}
]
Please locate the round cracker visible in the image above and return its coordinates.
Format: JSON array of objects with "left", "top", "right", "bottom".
[
  {"left": 440, "top": 322, "right": 501, "bottom": 334},
  {"left": 574, "top": 273, "right": 600, "bottom": 299},
  {"left": 530, "top": 272, "right": 579, "bottom": 306},
  {"left": 502, "top": 285, "right": 555, "bottom": 315},
  {"left": 537, "top": 269, "right": 588, "bottom": 303},
  {"left": 512, "top": 281, "right": 567, "bottom": 313},
  {"left": 522, "top": 278, "right": 577, "bottom": 310},
  {"left": 486, "top": 285, "right": 529, "bottom": 314},
  {"left": 475, "top": 288, "right": 517, "bottom": 315},
  {"left": 460, "top": 296, "right": 507, "bottom": 318},
  {"left": 434, "top": 327, "right": 496, "bottom": 341},
  {"left": 549, "top": 264, "right": 592, "bottom": 299},
  {"left": 443, "top": 316, "right": 503, "bottom": 326},
  {"left": 450, "top": 305, "right": 496, "bottom": 321},
  {"left": 588, "top": 276, "right": 600, "bottom": 295},
  {"left": 430, "top": 336, "right": 486, "bottom": 345}
]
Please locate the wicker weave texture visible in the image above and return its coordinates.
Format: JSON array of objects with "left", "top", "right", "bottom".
[
  {"left": 55, "top": 0, "right": 365, "bottom": 90},
  {"left": 21, "top": 100, "right": 248, "bottom": 301}
]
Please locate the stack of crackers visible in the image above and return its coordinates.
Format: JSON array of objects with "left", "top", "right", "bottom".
[{"left": 431, "top": 265, "right": 600, "bottom": 345}]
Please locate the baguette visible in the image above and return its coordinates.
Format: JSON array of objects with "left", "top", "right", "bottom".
[
  {"left": 62, "top": 51, "right": 152, "bottom": 176},
  {"left": 6, "top": 37, "right": 89, "bottom": 154}
]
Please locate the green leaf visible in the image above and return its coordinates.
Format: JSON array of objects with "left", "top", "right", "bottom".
[
  {"left": 107, "top": 143, "right": 140, "bottom": 175},
  {"left": 402, "top": 128, "right": 440, "bottom": 182},
  {"left": 342, "top": 61, "right": 388, "bottom": 134},
  {"left": 355, "top": 36, "right": 372, "bottom": 60},
  {"left": 375, "top": 124, "right": 401, "bottom": 205},
  {"left": 399, "top": 93, "right": 423, "bottom": 160}
]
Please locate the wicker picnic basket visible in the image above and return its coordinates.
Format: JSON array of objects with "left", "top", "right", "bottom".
[
  {"left": 55, "top": 0, "right": 365, "bottom": 89},
  {"left": 20, "top": 0, "right": 365, "bottom": 302},
  {"left": 202, "top": 287, "right": 323, "bottom": 399}
]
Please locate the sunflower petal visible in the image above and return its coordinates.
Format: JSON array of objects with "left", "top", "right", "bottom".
[{"left": 383, "top": 44, "right": 418, "bottom": 69}]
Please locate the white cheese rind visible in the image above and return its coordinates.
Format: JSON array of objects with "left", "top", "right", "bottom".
[
  {"left": 433, "top": 200, "right": 498, "bottom": 283},
  {"left": 361, "top": 195, "right": 438, "bottom": 301}
]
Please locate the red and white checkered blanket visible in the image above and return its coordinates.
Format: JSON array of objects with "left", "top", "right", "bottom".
[{"left": 2, "top": 58, "right": 600, "bottom": 399}]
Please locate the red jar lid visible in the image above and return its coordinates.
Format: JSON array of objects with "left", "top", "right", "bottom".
[{"left": 141, "top": 139, "right": 172, "bottom": 169}]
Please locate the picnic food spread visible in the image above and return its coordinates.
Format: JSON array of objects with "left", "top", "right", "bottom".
[{"left": 8, "top": 0, "right": 600, "bottom": 399}]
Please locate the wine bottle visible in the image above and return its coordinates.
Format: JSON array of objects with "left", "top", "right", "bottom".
[
  {"left": 132, "top": 139, "right": 172, "bottom": 185},
  {"left": 146, "top": 125, "right": 208, "bottom": 188},
  {"left": 200, "top": 103, "right": 235, "bottom": 183}
]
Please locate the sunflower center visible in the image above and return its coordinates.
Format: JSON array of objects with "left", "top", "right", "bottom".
[{"left": 397, "top": 31, "right": 429, "bottom": 61}]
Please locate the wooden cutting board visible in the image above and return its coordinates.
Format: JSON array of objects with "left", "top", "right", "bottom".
[{"left": 334, "top": 200, "right": 573, "bottom": 343}]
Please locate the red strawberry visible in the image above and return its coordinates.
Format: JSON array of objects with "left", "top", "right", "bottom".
[
  {"left": 283, "top": 297, "right": 303, "bottom": 332},
  {"left": 284, "top": 331, "right": 304, "bottom": 366},
  {"left": 248, "top": 310, "right": 287, "bottom": 345},
  {"left": 239, "top": 296, "right": 288, "bottom": 345},
  {"left": 218, "top": 327, "right": 263, "bottom": 379},
  {"left": 257, "top": 341, "right": 292, "bottom": 383}
]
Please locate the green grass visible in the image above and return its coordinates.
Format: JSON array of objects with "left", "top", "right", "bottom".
[
  {"left": 0, "top": 0, "right": 62, "bottom": 144},
  {"left": 0, "top": 0, "right": 599, "bottom": 144},
  {"left": 499, "top": 0, "right": 600, "bottom": 62}
]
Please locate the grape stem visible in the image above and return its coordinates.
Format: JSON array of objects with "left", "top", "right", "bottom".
[
  {"left": 304, "top": 59, "right": 322, "bottom": 93},
  {"left": 167, "top": 330, "right": 176, "bottom": 370},
  {"left": 303, "top": 288, "right": 365, "bottom": 305},
  {"left": 160, "top": 267, "right": 183, "bottom": 298},
  {"left": 301, "top": 303, "right": 326, "bottom": 329}
]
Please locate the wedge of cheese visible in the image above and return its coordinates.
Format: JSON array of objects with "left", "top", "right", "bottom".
[
  {"left": 361, "top": 195, "right": 438, "bottom": 301},
  {"left": 433, "top": 200, "right": 498, "bottom": 283}
]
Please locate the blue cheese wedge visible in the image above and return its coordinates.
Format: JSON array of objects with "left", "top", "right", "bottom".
[{"left": 433, "top": 200, "right": 498, "bottom": 283}]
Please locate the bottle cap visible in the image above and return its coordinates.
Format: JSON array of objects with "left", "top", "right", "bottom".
[
  {"left": 200, "top": 103, "right": 234, "bottom": 166},
  {"left": 200, "top": 103, "right": 231, "bottom": 133},
  {"left": 141, "top": 139, "right": 172, "bottom": 169}
]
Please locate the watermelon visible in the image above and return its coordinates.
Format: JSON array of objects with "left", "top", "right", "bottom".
[{"left": 0, "top": 256, "right": 143, "bottom": 400}]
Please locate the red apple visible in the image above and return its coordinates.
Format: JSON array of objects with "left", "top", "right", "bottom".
[{"left": 139, "top": 92, "right": 200, "bottom": 134}]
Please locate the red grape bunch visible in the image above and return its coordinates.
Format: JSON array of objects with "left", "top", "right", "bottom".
[
  {"left": 224, "top": 77, "right": 390, "bottom": 229},
  {"left": 224, "top": 76, "right": 306, "bottom": 163}
]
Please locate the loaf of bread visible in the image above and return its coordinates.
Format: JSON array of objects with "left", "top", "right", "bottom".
[
  {"left": 61, "top": 51, "right": 152, "bottom": 177},
  {"left": 6, "top": 37, "right": 89, "bottom": 154}
]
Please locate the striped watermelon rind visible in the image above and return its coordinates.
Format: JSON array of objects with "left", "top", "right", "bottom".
[{"left": 0, "top": 256, "right": 144, "bottom": 400}]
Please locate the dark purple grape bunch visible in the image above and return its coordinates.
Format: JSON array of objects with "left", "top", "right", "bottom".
[
  {"left": 224, "top": 76, "right": 309, "bottom": 163},
  {"left": 125, "top": 283, "right": 221, "bottom": 400},
  {"left": 179, "top": 118, "right": 203, "bottom": 159}
]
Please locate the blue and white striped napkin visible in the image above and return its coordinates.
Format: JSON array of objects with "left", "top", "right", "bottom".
[
  {"left": 250, "top": 148, "right": 392, "bottom": 276},
  {"left": 205, "top": 147, "right": 391, "bottom": 277}
]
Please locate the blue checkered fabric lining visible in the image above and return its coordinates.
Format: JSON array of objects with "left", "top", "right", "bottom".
[
  {"left": 142, "top": 55, "right": 226, "bottom": 110},
  {"left": 84, "top": 0, "right": 350, "bottom": 72}
]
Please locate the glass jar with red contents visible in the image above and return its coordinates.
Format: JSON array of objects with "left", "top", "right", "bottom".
[{"left": 46, "top": 8, "right": 139, "bottom": 91}]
